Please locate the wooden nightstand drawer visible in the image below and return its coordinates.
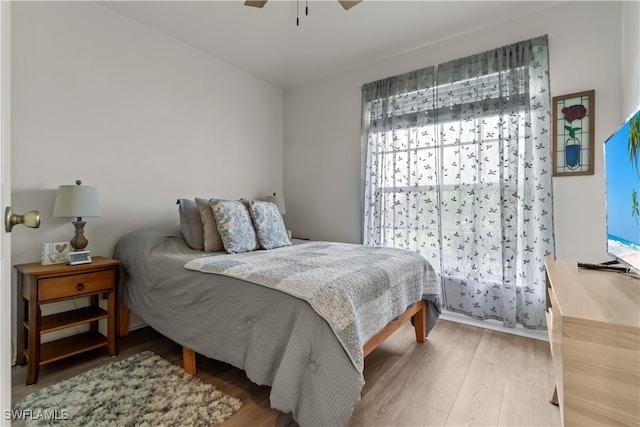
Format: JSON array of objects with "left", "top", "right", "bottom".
[{"left": 38, "top": 269, "right": 114, "bottom": 302}]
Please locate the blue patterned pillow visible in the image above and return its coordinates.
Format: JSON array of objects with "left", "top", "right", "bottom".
[
  {"left": 249, "top": 200, "right": 291, "bottom": 250},
  {"left": 210, "top": 199, "right": 260, "bottom": 253}
]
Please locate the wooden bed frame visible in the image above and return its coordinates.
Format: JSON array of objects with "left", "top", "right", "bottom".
[{"left": 118, "top": 299, "right": 427, "bottom": 375}]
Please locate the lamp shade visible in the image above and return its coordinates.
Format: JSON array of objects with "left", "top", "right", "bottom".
[
  {"left": 265, "top": 192, "right": 286, "bottom": 215},
  {"left": 53, "top": 182, "right": 101, "bottom": 218}
]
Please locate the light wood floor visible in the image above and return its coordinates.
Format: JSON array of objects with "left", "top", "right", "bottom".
[{"left": 12, "top": 320, "right": 561, "bottom": 426}]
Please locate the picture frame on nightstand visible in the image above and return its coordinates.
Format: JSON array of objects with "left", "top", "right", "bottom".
[{"left": 41, "top": 241, "right": 70, "bottom": 265}]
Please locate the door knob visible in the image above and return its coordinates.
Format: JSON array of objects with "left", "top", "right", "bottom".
[{"left": 5, "top": 207, "right": 40, "bottom": 232}]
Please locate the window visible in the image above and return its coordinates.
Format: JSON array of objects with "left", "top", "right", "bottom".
[{"left": 362, "top": 36, "right": 553, "bottom": 329}]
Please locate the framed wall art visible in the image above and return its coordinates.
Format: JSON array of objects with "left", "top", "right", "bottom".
[
  {"left": 552, "top": 90, "right": 595, "bottom": 176},
  {"left": 41, "top": 241, "right": 70, "bottom": 265}
]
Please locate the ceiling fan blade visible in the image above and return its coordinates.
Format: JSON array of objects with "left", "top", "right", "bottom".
[
  {"left": 244, "top": 0, "right": 268, "bottom": 8},
  {"left": 337, "top": 0, "right": 362, "bottom": 10}
]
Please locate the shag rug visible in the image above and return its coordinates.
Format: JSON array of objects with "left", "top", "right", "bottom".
[{"left": 14, "top": 351, "right": 242, "bottom": 427}]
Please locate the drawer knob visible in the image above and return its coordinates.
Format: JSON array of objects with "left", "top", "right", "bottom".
[{"left": 76, "top": 283, "right": 85, "bottom": 291}]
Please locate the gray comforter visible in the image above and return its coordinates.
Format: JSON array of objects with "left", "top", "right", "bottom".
[
  {"left": 114, "top": 225, "right": 440, "bottom": 427},
  {"left": 185, "top": 241, "right": 440, "bottom": 372}
]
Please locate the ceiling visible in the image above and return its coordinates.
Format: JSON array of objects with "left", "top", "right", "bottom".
[{"left": 100, "top": 1, "right": 561, "bottom": 89}]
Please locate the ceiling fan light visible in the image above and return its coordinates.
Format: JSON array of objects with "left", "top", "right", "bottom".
[
  {"left": 338, "top": 0, "right": 362, "bottom": 10},
  {"left": 244, "top": 0, "right": 268, "bottom": 8}
]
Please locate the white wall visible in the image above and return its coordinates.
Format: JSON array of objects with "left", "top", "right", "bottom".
[
  {"left": 12, "top": 1, "right": 283, "bottom": 263},
  {"left": 284, "top": 1, "right": 626, "bottom": 264},
  {"left": 622, "top": 0, "right": 640, "bottom": 117},
  {"left": 10, "top": 2, "right": 283, "bottom": 353}
]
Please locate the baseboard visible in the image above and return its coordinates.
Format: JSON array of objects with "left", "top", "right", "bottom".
[
  {"left": 439, "top": 310, "right": 548, "bottom": 342},
  {"left": 125, "top": 309, "right": 148, "bottom": 332},
  {"left": 128, "top": 319, "right": 147, "bottom": 332}
]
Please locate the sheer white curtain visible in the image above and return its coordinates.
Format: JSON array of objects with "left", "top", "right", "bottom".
[{"left": 362, "top": 36, "right": 554, "bottom": 329}]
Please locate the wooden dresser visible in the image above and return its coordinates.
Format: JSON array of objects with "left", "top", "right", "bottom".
[{"left": 545, "top": 256, "right": 639, "bottom": 426}]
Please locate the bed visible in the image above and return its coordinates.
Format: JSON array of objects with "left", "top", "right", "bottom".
[{"left": 114, "top": 199, "right": 440, "bottom": 426}]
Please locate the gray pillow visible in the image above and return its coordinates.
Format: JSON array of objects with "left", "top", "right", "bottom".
[
  {"left": 210, "top": 199, "right": 259, "bottom": 254},
  {"left": 249, "top": 200, "right": 291, "bottom": 250},
  {"left": 177, "top": 199, "right": 204, "bottom": 250},
  {"left": 195, "top": 197, "right": 225, "bottom": 252}
]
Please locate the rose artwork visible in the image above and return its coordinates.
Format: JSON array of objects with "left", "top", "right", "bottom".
[
  {"left": 562, "top": 104, "right": 587, "bottom": 170},
  {"left": 561, "top": 104, "right": 587, "bottom": 123}
]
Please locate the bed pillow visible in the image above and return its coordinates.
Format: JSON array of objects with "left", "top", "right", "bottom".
[
  {"left": 249, "top": 200, "right": 291, "bottom": 250},
  {"left": 177, "top": 199, "right": 204, "bottom": 250},
  {"left": 210, "top": 199, "right": 260, "bottom": 253},
  {"left": 195, "top": 197, "right": 225, "bottom": 252}
]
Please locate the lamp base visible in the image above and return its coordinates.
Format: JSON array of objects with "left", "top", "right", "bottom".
[{"left": 71, "top": 219, "right": 88, "bottom": 251}]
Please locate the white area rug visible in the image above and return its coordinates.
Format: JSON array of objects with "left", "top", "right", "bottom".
[{"left": 14, "top": 351, "right": 242, "bottom": 426}]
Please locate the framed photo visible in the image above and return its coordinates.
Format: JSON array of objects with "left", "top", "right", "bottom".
[
  {"left": 552, "top": 90, "right": 595, "bottom": 176},
  {"left": 41, "top": 241, "right": 70, "bottom": 265}
]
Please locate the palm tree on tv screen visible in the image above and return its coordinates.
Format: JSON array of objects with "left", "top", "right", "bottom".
[
  {"left": 631, "top": 112, "right": 640, "bottom": 227},
  {"left": 631, "top": 113, "right": 640, "bottom": 177},
  {"left": 633, "top": 189, "right": 639, "bottom": 227}
]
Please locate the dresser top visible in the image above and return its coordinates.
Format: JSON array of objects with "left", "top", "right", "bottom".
[{"left": 545, "top": 256, "right": 640, "bottom": 328}]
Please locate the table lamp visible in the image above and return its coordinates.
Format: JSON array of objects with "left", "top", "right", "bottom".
[
  {"left": 265, "top": 192, "right": 286, "bottom": 215},
  {"left": 53, "top": 180, "right": 100, "bottom": 252}
]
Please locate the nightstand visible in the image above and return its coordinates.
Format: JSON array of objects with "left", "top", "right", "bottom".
[{"left": 14, "top": 256, "right": 121, "bottom": 385}]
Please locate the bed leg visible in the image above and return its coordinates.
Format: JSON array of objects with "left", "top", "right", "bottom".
[
  {"left": 118, "top": 303, "right": 130, "bottom": 337},
  {"left": 183, "top": 347, "right": 197, "bottom": 375},
  {"left": 414, "top": 300, "right": 427, "bottom": 343}
]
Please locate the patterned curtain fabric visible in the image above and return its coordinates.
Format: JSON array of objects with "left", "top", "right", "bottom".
[{"left": 362, "top": 35, "right": 554, "bottom": 329}]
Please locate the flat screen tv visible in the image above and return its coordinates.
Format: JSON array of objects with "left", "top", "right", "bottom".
[{"left": 604, "top": 107, "right": 640, "bottom": 273}]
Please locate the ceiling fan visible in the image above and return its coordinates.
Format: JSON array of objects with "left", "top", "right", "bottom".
[{"left": 244, "top": 1, "right": 362, "bottom": 11}]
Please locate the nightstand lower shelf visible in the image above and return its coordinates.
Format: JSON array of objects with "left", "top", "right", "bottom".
[
  {"left": 26, "top": 331, "right": 109, "bottom": 366},
  {"left": 34, "top": 306, "right": 109, "bottom": 334}
]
